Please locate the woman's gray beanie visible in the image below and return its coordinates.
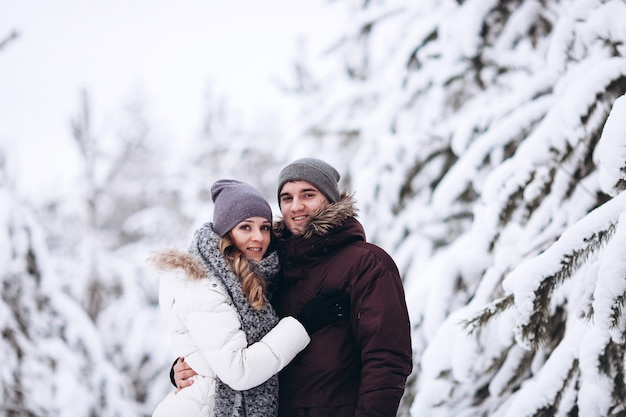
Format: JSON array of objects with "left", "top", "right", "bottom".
[
  {"left": 277, "top": 157, "right": 341, "bottom": 205},
  {"left": 211, "top": 179, "right": 273, "bottom": 237}
]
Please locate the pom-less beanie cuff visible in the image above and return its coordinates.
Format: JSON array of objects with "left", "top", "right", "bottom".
[
  {"left": 277, "top": 158, "right": 341, "bottom": 205},
  {"left": 211, "top": 179, "right": 272, "bottom": 237}
]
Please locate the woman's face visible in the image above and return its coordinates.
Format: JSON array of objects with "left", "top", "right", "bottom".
[{"left": 230, "top": 217, "right": 272, "bottom": 261}]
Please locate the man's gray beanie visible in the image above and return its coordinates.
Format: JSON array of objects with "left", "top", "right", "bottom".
[
  {"left": 277, "top": 158, "right": 341, "bottom": 205},
  {"left": 211, "top": 179, "right": 273, "bottom": 237}
]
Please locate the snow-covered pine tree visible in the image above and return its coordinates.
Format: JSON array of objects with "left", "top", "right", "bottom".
[
  {"left": 279, "top": 0, "right": 626, "bottom": 415},
  {"left": 0, "top": 158, "right": 133, "bottom": 416},
  {"left": 26, "top": 90, "right": 192, "bottom": 413}
]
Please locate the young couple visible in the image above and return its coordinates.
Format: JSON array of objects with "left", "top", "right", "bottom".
[{"left": 151, "top": 158, "right": 412, "bottom": 417}]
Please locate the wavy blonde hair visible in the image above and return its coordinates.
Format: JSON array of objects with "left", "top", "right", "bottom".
[{"left": 219, "top": 234, "right": 267, "bottom": 310}]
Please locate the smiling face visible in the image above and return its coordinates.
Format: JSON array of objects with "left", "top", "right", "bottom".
[
  {"left": 279, "top": 180, "right": 330, "bottom": 235},
  {"left": 229, "top": 217, "right": 272, "bottom": 261}
]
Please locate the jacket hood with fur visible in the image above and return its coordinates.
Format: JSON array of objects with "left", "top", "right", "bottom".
[{"left": 151, "top": 248, "right": 207, "bottom": 280}]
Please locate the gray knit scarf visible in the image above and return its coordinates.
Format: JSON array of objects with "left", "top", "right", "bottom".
[{"left": 190, "top": 222, "right": 281, "bottom": 417}]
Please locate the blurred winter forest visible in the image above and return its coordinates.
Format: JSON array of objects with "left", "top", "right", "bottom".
[{"left": 2, "top": 0, "right": 626, "bottom": 416}]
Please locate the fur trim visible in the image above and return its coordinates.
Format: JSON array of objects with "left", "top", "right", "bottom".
[
  {"left": 150, "top": 248, "right": 207, "bottom": 280},
  {"left": 275, "top": 191, "right": 358, "bottom": 239}
]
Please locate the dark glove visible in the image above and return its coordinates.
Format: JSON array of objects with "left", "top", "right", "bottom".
[{"left": 297, "top": 292, "right": 350, "bottom": 334}]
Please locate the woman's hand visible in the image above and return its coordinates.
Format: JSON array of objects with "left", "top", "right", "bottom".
[{"left": 172, "top": 357, "right": 197, "bottom": 391}]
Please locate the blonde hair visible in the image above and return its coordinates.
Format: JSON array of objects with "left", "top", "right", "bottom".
[{"left": 219, "top": 235, "right": 267, "bottom": 310}]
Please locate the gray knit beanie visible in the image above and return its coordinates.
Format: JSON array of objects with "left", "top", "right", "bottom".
[
  {"left": 277, "top": 158, "right": 341, "bottom": 205},
  {"left": 211, "top": 179, "right": 273, "bottom": 237}
]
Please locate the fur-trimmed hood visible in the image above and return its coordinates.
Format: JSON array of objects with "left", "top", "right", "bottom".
[
  {"left": 274, "top": 191, "right": 358, "bottom": 239},
  {"left": 151, "top": 248, "right": 207, "bottom": 280}
]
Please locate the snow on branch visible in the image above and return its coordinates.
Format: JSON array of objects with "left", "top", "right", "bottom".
[
  {"left": 462, "top": 294, "right": 514, "bottom": 336},
  {"left": 596, "top": 94, "right": 626, "bottom": 197},
  {"left": 502, "top": 192, "right": 626, "bottom": 349},
  {"left": 593, "top": 211, "right": 626, "bottom": 343},
  {"left": 463, "top": 197, "right": 626, "bottom": 348}
]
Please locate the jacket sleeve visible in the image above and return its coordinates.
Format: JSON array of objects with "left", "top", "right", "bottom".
[
  {"left": 351, "top": 247, "right": 413, "bottom": 417},
  {"left": 182, "top": 280, "right": 311, "bottom": 391}
]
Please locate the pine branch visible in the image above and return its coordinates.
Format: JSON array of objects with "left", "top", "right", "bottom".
[
  {"left": 610, "top": 293, "right": 626, "bottom": 335},
  {"left": 530, "top": 358, "right": 579, "bottom": 417},
  {"left": 521, "top": 224, "right": 616, "bottom": 348},
  {"left": 462, "top": 294, "right": 514, "bottom": 335},
  {"left": 465, "top": 223, "right": 617, "bottom": 345},
  {"left": 599, "top": 340, "right": 626, "bottom": 406},
  {"left": 492, "top": 347, "right": 534, "bottom": 398}
]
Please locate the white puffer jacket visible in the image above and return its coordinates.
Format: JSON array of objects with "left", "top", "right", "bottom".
[{"left": 152, "top": 249, "right": 310, "bottom": 417}]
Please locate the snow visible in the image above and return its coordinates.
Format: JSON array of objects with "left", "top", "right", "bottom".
[
  {"left": 593, "top": 211, "right": 626, "bottom": 342},
  {"left": 502, "top": 191, "right": 626, "bottom": 342},
  {"left": 596, "top": 94, "right": 626, "bottom": 196},
  {"left": 578, "top": 328, "right": 613, "bottom": 416},
  {"left": 2, "top": 0, "right": 626, "bottom": 415}
]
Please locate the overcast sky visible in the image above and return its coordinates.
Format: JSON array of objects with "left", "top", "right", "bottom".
[{"left": 0, "top": 0, "right": 342, "bottom": 198}]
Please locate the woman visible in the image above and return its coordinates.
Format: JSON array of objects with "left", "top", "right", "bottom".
[{"left": 151, "top": 179, "right": 345, "bottom": 417}]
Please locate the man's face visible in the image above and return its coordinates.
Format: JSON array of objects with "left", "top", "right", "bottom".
[{"left": 279, "top": 180, "right": 330, "bottom": 235}]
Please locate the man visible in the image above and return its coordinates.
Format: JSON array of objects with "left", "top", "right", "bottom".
[{"left": 174, "top": 158, "right": 413, "bottom": 416}]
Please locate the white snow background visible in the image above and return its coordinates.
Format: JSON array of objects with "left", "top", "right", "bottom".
[{"left": 1, "top": 0, "right": 626, "bottom": 416}]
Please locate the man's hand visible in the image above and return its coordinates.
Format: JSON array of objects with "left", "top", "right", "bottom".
[
  {"left": 297, "top": 292, "right": 350, "bottom": 334},
  {"left": 172, "top": 357, "right": 197, "bottom": 391}
]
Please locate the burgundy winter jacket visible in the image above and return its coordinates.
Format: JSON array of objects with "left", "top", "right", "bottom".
[{"left": 273, "top": 194, "right": 412, "bottom": 417}]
